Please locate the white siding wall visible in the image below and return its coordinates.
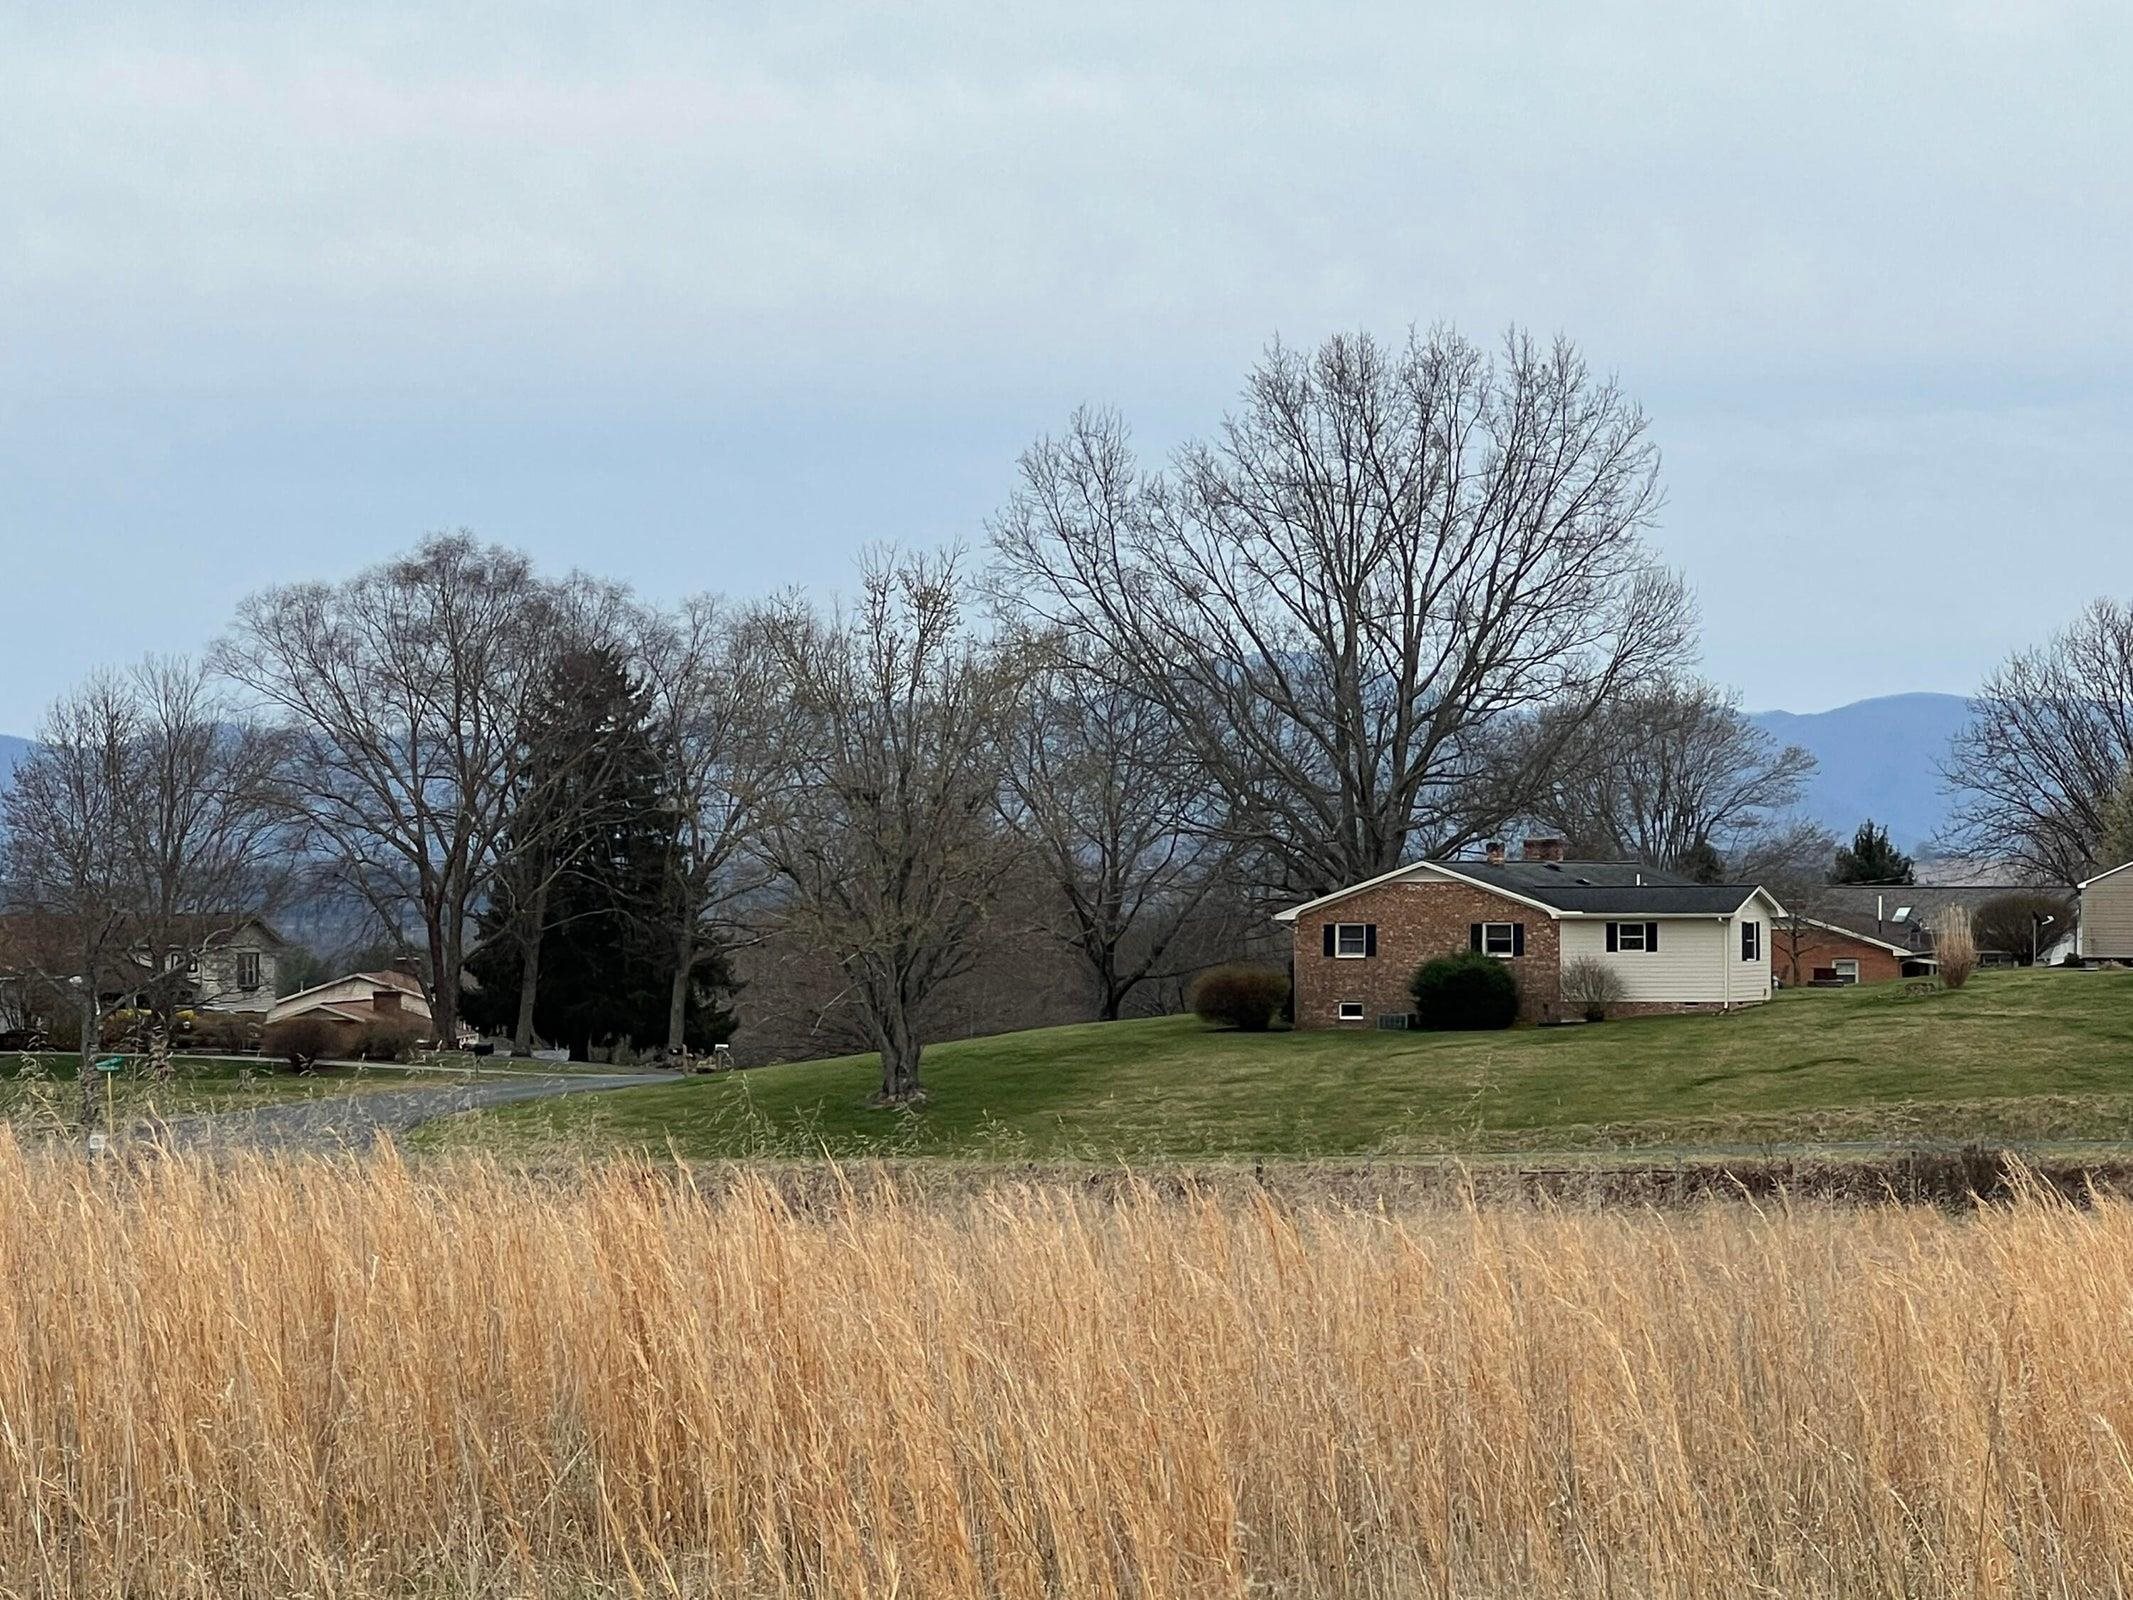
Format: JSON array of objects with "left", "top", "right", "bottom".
[
  {"left": 1735, "top": 905, "right": 1774, "bottom": 1003},
  {"left": 2080, "top": 870, "right": 2133, "bottom": 959},
  {"left": 1559, "top": 908, "right": 1774, "bottom": 1005}
]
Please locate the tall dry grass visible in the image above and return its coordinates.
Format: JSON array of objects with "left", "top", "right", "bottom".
[
  {"left": 1938, "top": 905, "right": 1982, "bottom": 988},
  {"left": 2, "top": 1141, "right": 2133, "bottom": 1597}
]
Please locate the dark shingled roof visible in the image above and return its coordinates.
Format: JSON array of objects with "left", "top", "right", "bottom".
[{"left": 1449, "top": 860, "right": 1764, "bottom": 915}]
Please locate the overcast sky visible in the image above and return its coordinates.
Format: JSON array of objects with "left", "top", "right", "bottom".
[{"left": 3, "top": 1, "right": 2128, "bottom": 731}]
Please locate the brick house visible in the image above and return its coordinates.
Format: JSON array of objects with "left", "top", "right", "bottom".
[
  {"left": 1276, "top": 838, "right": 1786, "bottom": 1027},
  {"left": 1769, "top": 914, "right": 1931, "bottom": 986}
]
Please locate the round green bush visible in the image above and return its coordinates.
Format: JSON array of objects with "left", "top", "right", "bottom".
[
  {"left": 1188, "top": 963, "right": 1291, "bottom": 1032},
  {"left": 1410, "top": 952, "right": 1520, "bottom": 1030}
]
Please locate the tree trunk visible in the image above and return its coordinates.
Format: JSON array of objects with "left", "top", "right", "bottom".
[
  {"left": 511, "top": 878, "right": 550, "bottom": 1057},
  {"left": 666, "top": 924, "right": 695, "bottom": 1057},
  {"left": 77, "top": 988, "right": 100, "bottom": 1127},
  {"left": 875, "top": 1007, "right": 924, "bottom": 1103},
  {"left": 428, "top": 904, "right": 463, "bottom": 1050}
]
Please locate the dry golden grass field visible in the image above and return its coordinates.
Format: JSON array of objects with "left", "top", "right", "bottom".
[{"left": 6, "top": 1138, "right": 2133, "bottom": 1597}]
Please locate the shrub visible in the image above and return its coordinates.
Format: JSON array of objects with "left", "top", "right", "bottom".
[
  {"left": 1188, "top": 964, "right": 1291, "bottom": 1032},
  {"left": 263, "top": 1015, "right": 340, "bottom": 1072},
  {"left": 1934, "top": 906, "right": 1979, "bottom": 990},
  {"left": 354, "top": 1018, "right": 422, "bottom": 1063},
  {"left": 186, "top": 1012, "right": 257, "bottom": 1054},
  {"left": 1411, "top": 952, "right": 1520, "bottom": 1031},
  {"left": 1559, "top": 956, "right": 1626, "bottom": 1022}
]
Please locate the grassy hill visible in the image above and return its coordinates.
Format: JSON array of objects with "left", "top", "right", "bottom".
[{"left": 416, "top": 967, "right": 2133, "bottom": 1162}]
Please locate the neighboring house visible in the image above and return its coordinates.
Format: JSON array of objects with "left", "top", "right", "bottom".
[
  {"left": 2077, "top": 861, "right": 2133, "bottom": 961},
  {"left": 266, "top": 969, "right": 434, "bottom": 1047},
  {"left": 1770, "top": 912, "right": 1937, "bottom": 987},
  {"left": 0, "top": 912, "right": 285, "bottom": 1023},
  {"left": 1275, "top": 838, "right": 1784, "bottom": 1027},
  {"left": 157, "top": 915, "right": 287, "bottom": 1014}
]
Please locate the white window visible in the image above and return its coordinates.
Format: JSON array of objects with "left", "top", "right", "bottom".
[
  {"left": 1337, "top": 1001, "right": 1365, "bottom": 1022},
  {"left": 1481, "top": 922, "right": 1517, "bottom": 957},
  {"left": 1616, "top": 922, "right": 1647, "bottom": 951},
  {"left": 1740, "top": 920, "right": 1761, "bottom": 961},
  {"left": 1833, "top": 958, "right": 1859, "bottom": 984},
  {"left": 1334, "top": 924, "right": 1369, "bottom": 958},
  {"left": 236, "top": 951, "right": 262, "bottom": 989}
]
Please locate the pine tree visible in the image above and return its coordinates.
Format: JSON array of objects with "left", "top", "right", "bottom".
[
  {"left": 1830, "top": 819, "right": 1915, "bottom": 885},
  {"left": 465, "top": 648, "right": 736, "bottom": 1059}
]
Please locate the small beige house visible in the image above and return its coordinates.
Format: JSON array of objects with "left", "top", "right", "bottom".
[
  {"left": 266, "top": 969, "right": 434, "bottom": 1044},
  {"left": 2076, "top": 861, "right": 2133, "bottom": 962}
]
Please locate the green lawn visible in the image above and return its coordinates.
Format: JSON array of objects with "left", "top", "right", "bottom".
[
  {"left": 0, "top": 1053, "right": 450, "bottom": 1128},
  {"left": 414, "top": 967, "right": 2133, "bottom": 1162}
]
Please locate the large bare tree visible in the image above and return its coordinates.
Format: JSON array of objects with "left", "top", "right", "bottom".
[
  {"left": 1943, "top": 598, "right": 2133, "bottom": 880},
  {"left": 1000, "top": 644, "right": 1232, "bottom": 1018},
  {"left": 641, "top": 595, "right": 777, "bottom": 1057},
  {"left": 751, "top": 549, "right": 1025, "bottom": 1102},
  {"left": 1522, "top": 677, "right": 1816, "bottom": 875},
  {"left": 214, "top": 534, "right": 553, "bottom": 1046},
  {"left": 992, "top": 327, "right": 1692, "bottom": 899},
  {"left": 0, "top": 659, "right": 284, "bottom": 1111}
]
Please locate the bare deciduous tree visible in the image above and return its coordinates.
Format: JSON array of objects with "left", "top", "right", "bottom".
[
  {"left": 214, "top": 534, "right": 553, "bottom": 1046},
  {"left": 642, "top": 595, "right": 778, "bottom": 1056},
  {"left": 992, "top": 328, "right": 1692, "bottom": 899},
  {"left": 751, "top": 549, "right": 1025, "bottom": 1102},
  {"left": 1943, "top": 599, "right": 2133, "bottom": 880},
  {"left": 1001, "top": 646, "right": 1232, "bottom": 1019},
  {"left": 1523, "top": 677, "right": 1816, "bottom": 874},
  {"left": 0, "top": 659, "right": 284, "bottom": 1111}
]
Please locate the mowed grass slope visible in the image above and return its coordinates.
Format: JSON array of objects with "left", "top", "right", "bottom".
[{"left": 419, "top": 968, "right": 2133, "bottom": 1161}]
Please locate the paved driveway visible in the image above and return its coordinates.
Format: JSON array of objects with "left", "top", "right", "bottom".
[{"left": 136, "top": 1070, "right": 671, "bottom": 1154}]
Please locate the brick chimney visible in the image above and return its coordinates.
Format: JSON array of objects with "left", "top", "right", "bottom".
[
  {"left": 1484, "top": 841, "right": 1506, "bottom": 866},
  {"left": 1521, "top": 837, "right": 1566, "bottom": 864}
]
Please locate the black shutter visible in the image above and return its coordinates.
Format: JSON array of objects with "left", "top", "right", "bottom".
[
  {"left": 1364, "top": 924, "right": 1378, "bottom": 957},
  {"left": 1469, "top": 923, "right": 1483, "bottom": 952},
  {"left": 1322, "top": 925, "right": 1335, "bottom": 958},
  {"left": 1646, "top": 921, "right": 1661, "bottom": 951},
  {"left": 1606, "top": 922, "right": 1619, "bottom": 952},
  {"left": 1511, "top": 922, "right": 1525, "bottom": 956}
]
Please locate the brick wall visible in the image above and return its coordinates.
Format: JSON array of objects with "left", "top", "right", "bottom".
[{"left": 1292, "top": 879, "right": 1560, "bottom": 1027}]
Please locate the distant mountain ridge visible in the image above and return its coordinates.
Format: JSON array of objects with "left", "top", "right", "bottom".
[
  {"left": 0, "top": 696, "right": 1976, "bottom": 857},
  {"left": 1749, "top": 692, "right": 1973, "bottom": 855}
]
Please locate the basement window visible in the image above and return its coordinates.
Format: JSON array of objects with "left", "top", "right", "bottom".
[{"left": 1337, "top": 1001, "right": 1365, "bottom": 1023}]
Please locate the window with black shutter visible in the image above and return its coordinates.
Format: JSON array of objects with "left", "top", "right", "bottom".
[
  {"left": 1479, "top": 922, "right": 1521, "bottom": 957},
  {"left": 1608, "top": 921, "right": 1659, "bottom": 953}
]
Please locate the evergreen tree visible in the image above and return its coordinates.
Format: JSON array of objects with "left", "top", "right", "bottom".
[
  {"left": 1830, "top": 819, "right": 1915, "bottom": 885},
  {"left": 465, "top": 647, "right": 736, "bottom": 1059}
]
